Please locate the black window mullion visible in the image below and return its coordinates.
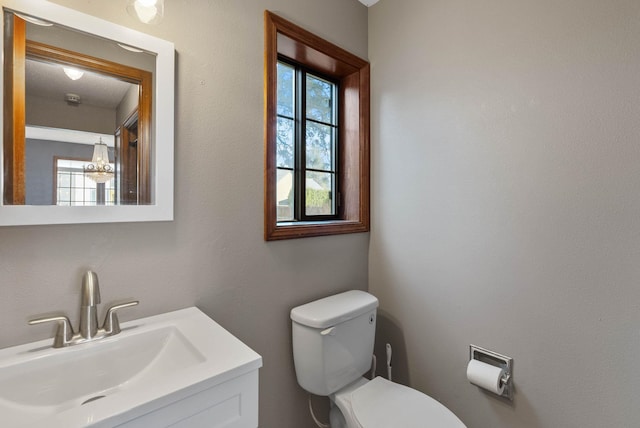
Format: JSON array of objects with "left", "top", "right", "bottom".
[
  {"left": 306, "top": 117, "right": 336, "bottom": 128},
  {"left": 277, "top": 113, "right": 295, "bottom": 121},
  {"left": 294, "top": 67, "right": 305, "bottom": 221},
  {"left": 332, "top": 81, "right": 339, "bottom": 214}
]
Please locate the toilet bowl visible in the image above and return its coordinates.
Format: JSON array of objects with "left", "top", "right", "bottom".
[
  {"left": 290, "top": 290, "right": 466, "bottom": 428},
  {"left": 330, "top": 377, "right": 466, "bottom": 428}
]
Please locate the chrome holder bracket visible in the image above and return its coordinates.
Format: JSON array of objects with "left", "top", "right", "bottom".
[{"left": 469, "top": 344, "right": 514, "bottom": 401}]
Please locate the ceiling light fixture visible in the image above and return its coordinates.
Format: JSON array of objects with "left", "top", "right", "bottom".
[
  {"left": 63, "top": 67, "right": 84, "bottom": 80},
  {"left": 126, "top": 0, "right": 164, "bottom": 25}
]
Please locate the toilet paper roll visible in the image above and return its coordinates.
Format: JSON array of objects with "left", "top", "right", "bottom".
[{"left": 466, "top": 359, "right": 505, "bottom": 395}]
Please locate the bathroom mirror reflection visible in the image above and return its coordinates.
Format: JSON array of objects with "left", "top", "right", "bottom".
[
  {"left": 0, "top": 0, "right": 174, "bottom": 225},
  {"left": 4, "top": 11, "right": 154, "bottom": 206}
]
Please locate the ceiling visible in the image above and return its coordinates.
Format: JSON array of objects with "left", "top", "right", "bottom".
[
  {"left": 26, "top": 58, "right": 135, "bottom": 109},
  {"left": 24, "top": 1, "right": 375, "bottom": 109}
]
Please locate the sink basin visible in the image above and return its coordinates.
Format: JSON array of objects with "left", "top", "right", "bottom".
[{"left": 0, "top": 307, "right": 262, "bottom": 427}]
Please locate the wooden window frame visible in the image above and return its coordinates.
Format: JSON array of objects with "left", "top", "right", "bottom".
[{"left": 264, "top": 11, "right": 370, "bottom": 241}]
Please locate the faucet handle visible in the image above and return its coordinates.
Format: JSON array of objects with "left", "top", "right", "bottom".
[
  {"left": 29, "top": 315, "right": 74, "bottom": 348},
  {"left": 102, "top": 301, "right": 139, "bottom": 335}
]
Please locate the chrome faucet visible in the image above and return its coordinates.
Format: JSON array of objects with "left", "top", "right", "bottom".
[
  {"left": 29, "top": 270, "right": 139, "bottom": 348},
  {"left": 79, "top": 271, "right": 101, "bottom": 340}
]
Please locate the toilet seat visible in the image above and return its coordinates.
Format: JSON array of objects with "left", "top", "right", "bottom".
[{"left": 336, "top": 377, "right": 466, "bottom": 428}]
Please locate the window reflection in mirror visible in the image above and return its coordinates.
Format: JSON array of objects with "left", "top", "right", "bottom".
[{"left": 3, "top": 11, "right": 155, "bottom": 206}]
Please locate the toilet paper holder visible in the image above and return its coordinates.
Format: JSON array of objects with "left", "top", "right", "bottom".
[{"left": 469, "top": 344, "right": 514, "bottom": 401}]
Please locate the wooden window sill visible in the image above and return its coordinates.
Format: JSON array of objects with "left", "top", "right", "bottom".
[{"left": 268, "top": 220, "right": 368, "bottom": 241}]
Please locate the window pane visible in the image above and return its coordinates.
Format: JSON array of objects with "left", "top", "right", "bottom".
[
  {"left": 277, "top": 62, "right": 295, "bottom": 117},
  {"left": 85, "top": 188, "right": 96, "bottom": 203},
  {"left": 57, "top": 159, "right": 73, "bottom": 169},
  {"left": 306, "top": 74, "right": 334, "bottom": 124},
  {"left": 277, "top": 168, "right": 294, "bottom": 221},
  {"left": 306, "top": 122, "right": 334, "bottom": 171},
  {"left": 305, "top": 171, "right": 334, "bottom": 216},
  {"left": 73, "top": 187, "right": 85, "bottom": 203},
  {"left": 71, "top": 172, "right": 84, "bottom": 188},
  {"left": 58, "top": 188, "right": 70, "bottom": 203},
  {"left": 58, "top": 172, "right": 71, "bottom": 187},
  {"left": 277, "top": 117, "right": 295, "bottom": 168}
]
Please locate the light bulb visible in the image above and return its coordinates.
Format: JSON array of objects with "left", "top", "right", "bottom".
[{"left": 127, "top": 0, "right": 164, "bottom": 25}]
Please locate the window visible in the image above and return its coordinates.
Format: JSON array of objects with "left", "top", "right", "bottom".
[
  {"left": 264, "top": 11, "right": 370, "bottom": 240},
  {"left": 276, "top": 60, "right": 339, "bottom": 221},
  {"left": 55, "top": 158, "right": 115, "bottom": 206}
]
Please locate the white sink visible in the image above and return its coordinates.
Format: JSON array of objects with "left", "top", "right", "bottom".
[{"left": 0, "top": 307, "right": 262, "bottom": 428}]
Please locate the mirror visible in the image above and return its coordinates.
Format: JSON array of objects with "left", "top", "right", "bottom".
[{"left": 0, "top": 0, "right": 174, "bottom": 225}]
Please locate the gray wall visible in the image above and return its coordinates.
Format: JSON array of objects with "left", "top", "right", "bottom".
[
  {"left": 369, "top": 0, "right": 640, "bottom": 427},
  {"left": 25, "top": 139, "right": 95, "bottom": 205},
  {"left": 0, "top": 1, "right": 368, "bottom": 427},
  {"left": 27, "top": 94, "right": 116, "bottom": 134}
]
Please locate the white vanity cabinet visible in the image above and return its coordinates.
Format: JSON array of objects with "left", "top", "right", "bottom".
[
  {"left": 109, "top": 370, "right": 259, "bottom": 428},
  {"left": 0, "top": 308, "right": 262, "bottom": 428},
  {"left": 88, "top": 308, "right": 262, "bottom": 428}
]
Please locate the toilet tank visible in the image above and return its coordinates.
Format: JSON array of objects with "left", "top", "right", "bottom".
[{"left": 290, "top": 290, "right": 378, "bottom": 396}]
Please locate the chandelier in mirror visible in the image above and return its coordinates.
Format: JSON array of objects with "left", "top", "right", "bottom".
[{"left": 84, "top": 139, "right": 114, "bottom": 183}]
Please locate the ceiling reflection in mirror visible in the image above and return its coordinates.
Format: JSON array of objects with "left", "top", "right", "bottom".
[{"left": 4, "top": 10, "right": 156, "bottom": 206}]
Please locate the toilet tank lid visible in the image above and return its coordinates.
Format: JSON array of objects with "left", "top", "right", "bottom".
[{"left": 290, "top": 290, "right": 379, "bottom": 329}]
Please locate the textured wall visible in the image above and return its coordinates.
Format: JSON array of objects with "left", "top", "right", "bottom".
[
  {"left": 369, "top": 0, "right": 640, "bottom": 427},
  {"left": 0, "top": 1, "right": 368, "bottom": 427},
  {"left": 25, "top": 139, "right": 95, "bottom": 205},
  {"left": 26, "top": 94, "right": 116, "bottom": 134}
]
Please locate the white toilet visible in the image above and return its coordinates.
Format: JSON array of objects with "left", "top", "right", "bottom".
[{"left": 291, "top": 290, "right": 467, "bottom": 428}]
